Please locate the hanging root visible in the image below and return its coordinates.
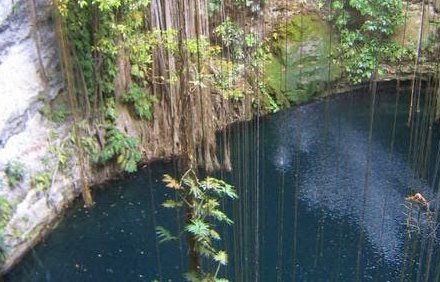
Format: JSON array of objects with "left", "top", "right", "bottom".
[
  {"left": 403, "top": 202, "right": 438, "bottom": 241},
  {"left": 403, "top": 203, "right": 421, "bottom": 238}
]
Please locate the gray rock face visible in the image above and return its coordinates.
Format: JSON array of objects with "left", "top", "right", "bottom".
[
  {"left": 0, "top": 0, "right": 61, "bottom": 148},
  {"left": 0, "top": 0, "right": 74, "bottom": 273}
]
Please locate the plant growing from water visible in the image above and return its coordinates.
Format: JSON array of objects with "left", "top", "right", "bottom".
[{"left": 156, "top": 170, "right": 237, "bottom": 281}]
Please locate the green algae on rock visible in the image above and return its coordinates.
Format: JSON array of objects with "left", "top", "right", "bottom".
[{"left": 265, "top": 13, "right": 340, "bottom": 106}]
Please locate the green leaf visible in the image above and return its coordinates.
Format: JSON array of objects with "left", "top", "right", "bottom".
[
  {"left": 155, "top": 226, "right": 177, "bottom": 243},
  {"left": 197, "top": 239, "right": 215, "bottom": 257},
  {"left": 214, "top": 250, "right": 228, "bottom": 266},
  {"left": 184, "top": 271, "right": 200, "bottom": 282},
  {"left": 203, "top": 198, "right": 220, "bottom": 210},
  {"left": 162, "top": 174, "right": 181, "bottom": 190},
  {"left": 162, "top": 199, "right": 183, "bottom": 208},
  {"left": 209, "top": 229, "right": 221, "bottom": 240},
  {"left": 210, "top": 209, "right": 233, "bottom": 225},
  {"left": 0, "top": 197, "right": 12, "bottom": 230},
  {"left": 185, "top": 219, "right": 210, "bottom": 239}
]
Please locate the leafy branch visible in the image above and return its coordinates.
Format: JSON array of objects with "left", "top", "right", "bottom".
[{"left": 157, "top": 170, "right": 237, "bottom": 281}]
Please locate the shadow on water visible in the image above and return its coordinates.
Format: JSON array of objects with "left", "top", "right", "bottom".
[{"left": 6, "top": 82, "right": 440, "bottom": 281}]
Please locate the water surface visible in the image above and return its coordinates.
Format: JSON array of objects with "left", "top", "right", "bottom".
[{"left": 7, "top": 83, "right": 440, "bottom": 281}]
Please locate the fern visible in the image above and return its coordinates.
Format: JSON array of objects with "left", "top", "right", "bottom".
[
  {"left": 31, "top": 171, "right": 52, "bottom": 191},
  {"left": 163, "top": 174, "right": 181, "bottom": 190},
  {"left": 97, "top": 126, "right": 141, "bottom": 173},
  {"left": 210, "top": 210, "right": 233, "bottom": 225},
  {"left": 122, "top": 83, "right": 157, "bottom": 120},
  {"left": 155, "top": 226, "right": 176, "bottom": 244},
  {"left": 209, "top": 229, "right": 221, "bottom": 240},
  {"left": 201, "top": 177, "right": 238, "bottom": 199},
  {"left": 213, "top": 251, "right": 228, "bottom": 266},
  {"left": 185, "top": 219, "right": 210, "bottom": 239}
]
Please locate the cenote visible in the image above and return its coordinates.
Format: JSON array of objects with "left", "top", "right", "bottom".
[{"left": 6, "top": 82, "right": 440, "bottom": 281}]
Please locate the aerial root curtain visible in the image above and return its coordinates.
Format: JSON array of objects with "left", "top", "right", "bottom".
[{"left": 149, "top": 0, "right": 220, "bottom": 172}]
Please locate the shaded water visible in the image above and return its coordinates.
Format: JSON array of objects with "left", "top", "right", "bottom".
[{"left": 6, "top": 83, "right": 440, "bottom": 281}]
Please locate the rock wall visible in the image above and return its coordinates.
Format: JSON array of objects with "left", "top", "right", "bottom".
[{"left": 0, "top": 0, "right": 81, "bottom": 273}]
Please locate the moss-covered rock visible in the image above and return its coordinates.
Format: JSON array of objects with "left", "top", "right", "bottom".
[{"left": 265, "top": 13, "right": 340, "bottom": 106}]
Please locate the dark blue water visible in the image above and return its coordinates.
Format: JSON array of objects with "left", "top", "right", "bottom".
[{"left": 6, "top": 83, "right": 440, "bottom": 281}]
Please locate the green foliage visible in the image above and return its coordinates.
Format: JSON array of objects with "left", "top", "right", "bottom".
[
  {"left": 330, "top": 0, "right": 405, "bottom": 83},
  {"left": 122, "top": 84, "right": 157, "bottom": 120},
  {"left": 0, "top": 197, "right": 12, "bottom": 231},
  {"left": 4, "top": 160, "right": 25, "bottom": 188},
  {"left": 59, "top": 1, "right": 97, "bottom": 96},
  {"left": 48, "top": 132, "right": 70, "bottom": 170},
  {"left": 215, "top": 17, "right": 246, "bottom": 61},
  {"left": 51, "top": 107, "right": 70, "bottom": 123},
  {"left": 208, "top": 0, "right": 222, "bottom": 15},
  {"left": 81, "top": 135, "right": 100, "bottom": 163},
  {"left": 158, "top": 171, "right": 237, "bottom": 281},
  {"left": 211, "top": 60, "right": 244, "bottom": 100},
  {"left": 38, "top": 93, "right": 70, "bottom": 123},
  {"left": 31, "top": 171, "right": 52, "bottom": 191},
  {"left": 104, "top": 98, "right": 118, "bottom": 122},
  {"left": 98, "top": 126, "right": 141, "bottom": 173},
  {"left": 56, "top": 0, "right": 158, "bottom": 119},
  {"left": 77, "top": 99, "right": 141, "bottom": 173},
  {"left": 127, "top": 33, "right": 154, "bottom": 80},
  {"left": 258, "top": 80, "right": 280, "bottom": 113},
  {"left": 0, "top": 196, "right": 11, "bottom": 261},
  {"left": 185, "top": 37, "right": 219, "bottom": 60},
  {"left": 213, "top": 18, "right": 278, "bottom": 111},
  {"left": 155, "top": 226, "right": 177, "bottom": 244}
]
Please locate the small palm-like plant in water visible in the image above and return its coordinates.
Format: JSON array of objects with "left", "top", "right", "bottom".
[{"left": 156, "top": 169, "right": 237, "bottom": 282}]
